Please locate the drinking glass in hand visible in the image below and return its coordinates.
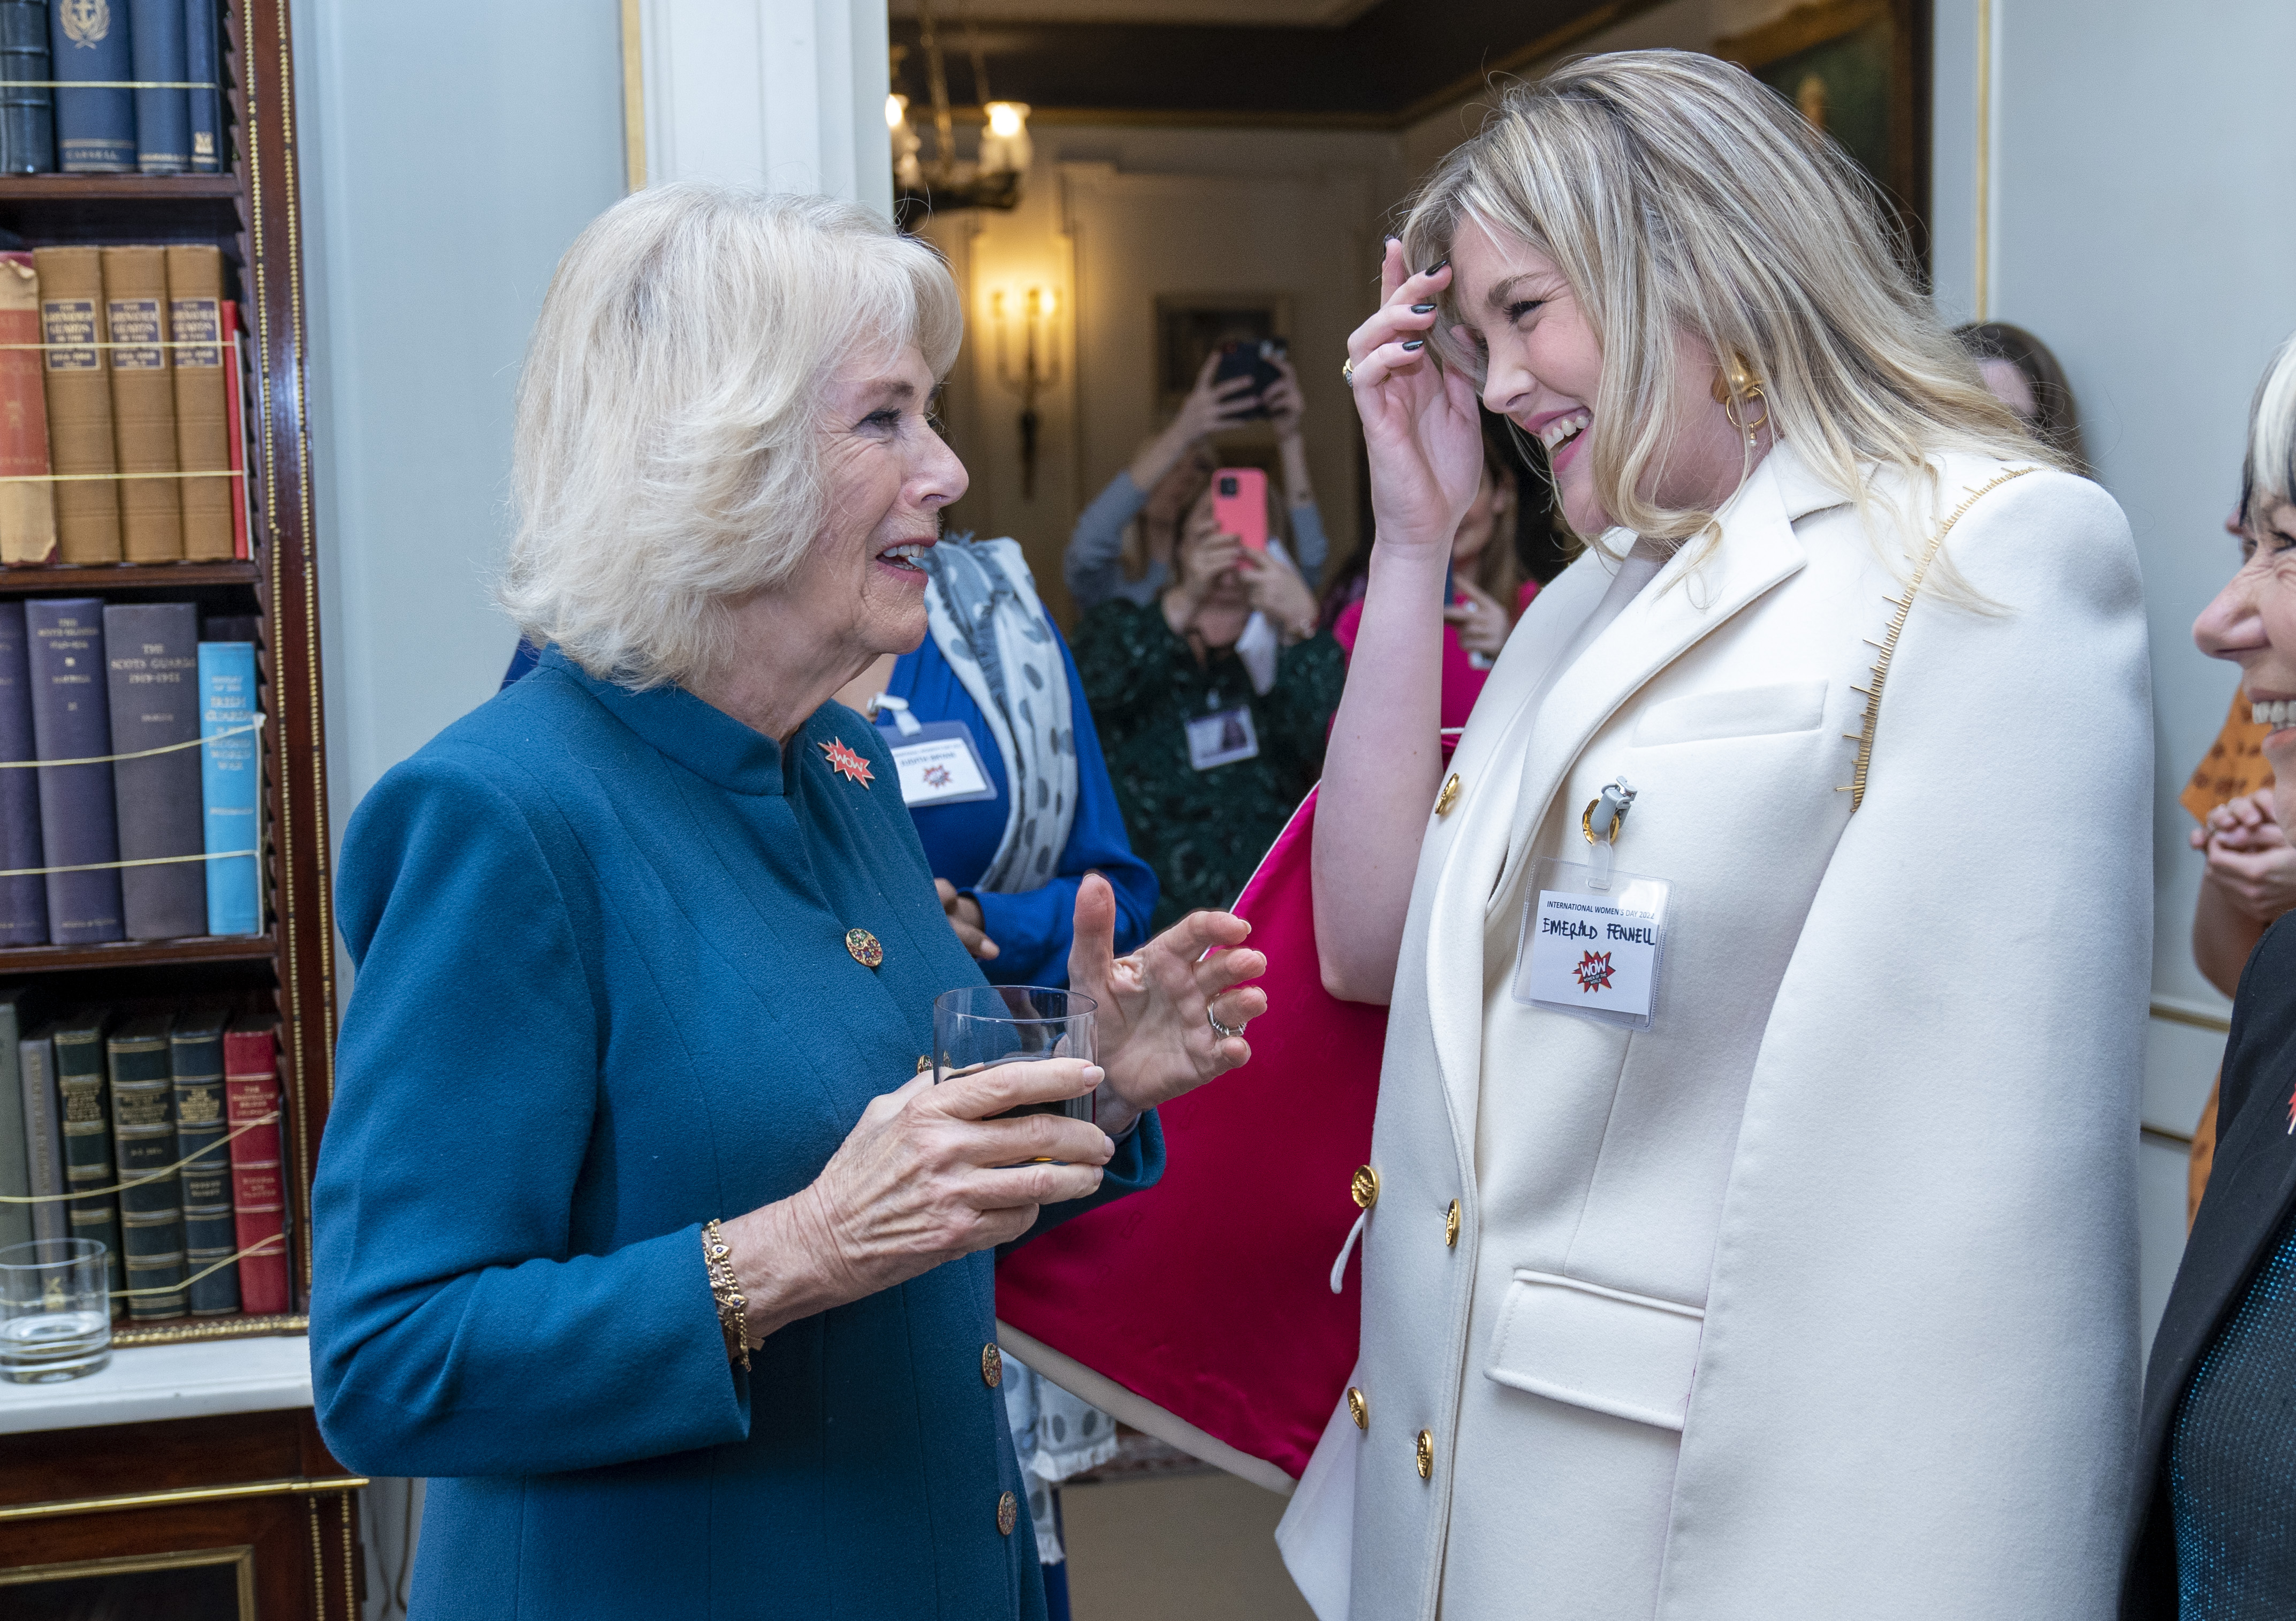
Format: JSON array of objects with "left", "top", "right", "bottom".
[
  {"left": 0, "top": 1237, "right": 111, "bottom": 1383},
  {"left": 933, "top": 986, "right": 1097, "bottom": 1122}
]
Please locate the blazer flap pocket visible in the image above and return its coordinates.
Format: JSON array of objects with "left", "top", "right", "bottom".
[
  {"left": 1631, "top": 679, "right": 1827, "bottom": 748},
  {"left": 1485, "top": 1270, "right": 1704, "bottom": 1430}
]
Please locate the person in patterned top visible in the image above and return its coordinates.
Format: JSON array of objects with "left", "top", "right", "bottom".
[{"left": 1077, "top": 493, "right": 1343, "bottom": 929}]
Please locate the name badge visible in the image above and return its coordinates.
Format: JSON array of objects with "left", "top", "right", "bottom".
[
  {"left": 1186, "top": 705, "right": 1260, "bottom": 771},
  {"left": 877, "top": 721, "right": 998, "bottom": 807},
  {"left": 1512, "top": 857, "right": 1672, "bottom": 1030}
]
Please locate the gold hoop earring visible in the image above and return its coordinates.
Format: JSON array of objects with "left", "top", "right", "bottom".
[{"left": 1710, "top": 352, "right": 1769, "bottom": 435}]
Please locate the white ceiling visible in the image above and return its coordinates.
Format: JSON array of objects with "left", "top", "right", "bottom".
[{"left": 886, "top": 0, "right": 1379, "bottom": 25}]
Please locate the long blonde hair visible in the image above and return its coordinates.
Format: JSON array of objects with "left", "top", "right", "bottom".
[{"left": 1402, "top": 51, "right": 2052, "bottom": 557}]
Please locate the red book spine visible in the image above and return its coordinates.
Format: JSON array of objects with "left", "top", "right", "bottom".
[
  {"left": 0, "top": 251, "right": 55, "bottom": 564},
  {"left": 221, "top": 300, "right": 247, "bottom": 561},
  {"left": 224, "top": 1023, "right": 288, "bottom": 1314}
]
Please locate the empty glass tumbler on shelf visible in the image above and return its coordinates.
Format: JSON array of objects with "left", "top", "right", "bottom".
[{"left": 0, "top": 1237, "right": 112, "bottom": 1383}]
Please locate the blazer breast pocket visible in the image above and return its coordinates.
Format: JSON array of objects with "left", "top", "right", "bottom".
[
  {"left": 1629, "top": 679, "right": 1828, "bottom": 749},
  {"left": 1485, "top": 1270, "right": 1705, "bottom": 1431}
]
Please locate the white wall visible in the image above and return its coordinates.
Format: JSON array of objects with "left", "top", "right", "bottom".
[
  {"left": 1929, "top": 0, "right": 2296, "bottom": 1344},
  {"left": 293, "top": 0, "right": 627, "bottom": 831}
]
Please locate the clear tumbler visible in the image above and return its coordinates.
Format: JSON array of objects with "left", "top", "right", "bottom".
[
  {"left": 0, "top": 1237, "right": 112, "bottom": 1383},
  {"left": 932, "top": 985, "right": 1098, "bottom": 1123}
]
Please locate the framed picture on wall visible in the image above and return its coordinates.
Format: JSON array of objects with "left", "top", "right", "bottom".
[
  {"left": 1714, "top": 0, "right": 1932, "bottom": 266},
  {"left": 1154, "top": 294, "right": 1293, "bottom": 415}
]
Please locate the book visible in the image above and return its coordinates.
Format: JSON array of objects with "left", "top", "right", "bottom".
[
  {"left": 0, "top": 602, "right": 45, "bottom": 944},
  {"left": 197, "top": 639, "right": 256, "bottom": 935},
  {"left": 183, "top": 0, "right": 218, "bottom": 173},
  {"left": 166, "top": 244, "right": 230, "bottom": 559},
  {"left": 0, "top": 987, "right": 28, "bottom": 1250},
  {"left": 127, "top": 0, "right": 187, "bottom": 175},
  {"left": 169, "top": 1005, "right": 233, "bottom": 1314},
  {"left": 25, "top": 598, "right": 121, "bottom": 944},
  {"left": 33, "top": 246, "right": 120, "bottom": 563},
  {"left": 0, "top": 1, "right": 53, "bottom": 173},
  {"left": 0, "top": 252, "right": 55, "bottom": 565},
  {"left": 102, "top": 245, "right": 181, "bottom": 561},
  {"left": 104, "top": 601, "right": 203, "bottom": 939},
  {"left": 52, "top": 1008, "right": 120, "bottom": 1292},
  {"left": 18, "top": 1022, "right": 62, "bottom": 1243},
  {"left": 221, "top": 298, "right": 246, "bottom": 558},
  {"left": 107, "top": 1012, "right": 184, "bottom": 1319},
  {"left": 223, "top": 1020, "right": 285, "bottom": 1314},
  {"left": 48, "top": 0, "right": 133, "bottom": 173}
]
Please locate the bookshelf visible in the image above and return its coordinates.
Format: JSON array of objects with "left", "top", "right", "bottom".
[{"left": 0, "top": 5, "right": 360, "bottom": 1619}]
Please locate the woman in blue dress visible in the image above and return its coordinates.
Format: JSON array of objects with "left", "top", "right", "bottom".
[{"left": 310, "top": 183, "right": 1267, "bottom": 1620}]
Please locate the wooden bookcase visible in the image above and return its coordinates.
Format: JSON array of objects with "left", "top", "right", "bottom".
[{"left": 0, "top": 4, "right": 361, "bottom": 1618}]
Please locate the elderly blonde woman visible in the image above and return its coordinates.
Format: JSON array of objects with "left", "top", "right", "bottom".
[
  {"left": 1284, "top": 51, "right": 2149, "bottom": 1619},
  {"left": 307, "top": 185, "right": 1267, "bottom": 1620}
]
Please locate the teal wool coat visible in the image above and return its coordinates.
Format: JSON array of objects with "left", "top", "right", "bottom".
[{"left": 310, "top": 648, "right": 1164, "bottom": 1619}]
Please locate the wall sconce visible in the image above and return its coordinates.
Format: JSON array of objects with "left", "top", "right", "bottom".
[
  {"left": 977, "top": 101, "right": 1032, "bottom": 179},
  {"left": 887, "top": 94, "right": 923, "bottom": 195},
  {"left": 990, "top": 286, "right": 1062, "bottom": 498}
]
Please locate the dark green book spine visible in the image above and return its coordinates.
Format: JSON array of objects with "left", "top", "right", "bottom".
[
  {"left": 170, "top": 1009, "right": 235, "bottom": 1315},
  {"left": 108, "top": 1017, "right": 184, "bottom": 1320},
  {"left": 52, "top": 1014, "right": 120, "bottom": 1292}
]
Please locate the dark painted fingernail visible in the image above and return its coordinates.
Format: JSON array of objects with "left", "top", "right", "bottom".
[
  {"left": 1411, "top": 302, "right": 1436, "bottom": 314},
  {"left": 1401, "top": 339, "right": 1425, "bottom": 352},
  {"left": 1428, "top": 257, "right": 1450, "bottom": 275}
]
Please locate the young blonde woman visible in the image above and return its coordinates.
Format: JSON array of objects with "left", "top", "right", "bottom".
[{"left": 1284, "top": 52, "right": 2150, "bottom": 1619}]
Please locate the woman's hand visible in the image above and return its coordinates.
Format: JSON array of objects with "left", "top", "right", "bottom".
[
  {"left": 1164, "top": 507, "right": 1243, "bottom": 634},
  {"left": 1264, "top": 353, "right": 1306, "bottom": 443},
  {"left": 935, "top": 878, "right": 999, "bottom": 961},
  {"left": 721, "top": 1058, "right": 1113, "bottom": 1344},
  {"left": 1241, "top": 545, "right": 1319, "bottom": 642},
  {"left": 1175, "top": 351, "right": 1264, "bottom": 444},
  {"left": 1067, "top": 873, "right": 1266, "bottom": 1137},
  {"left": 1346, "top": 240, "right": 1485, "bottom": 558},
  {"left": 1444, "top": 578, "right": 1511, "bottom": 658},
  {"left": 2194, "top": 791, "right": 2296, "bottom": 922}
]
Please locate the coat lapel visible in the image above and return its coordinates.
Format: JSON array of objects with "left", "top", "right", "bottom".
[{"left": 1421, "top": 444, "right": 1834, "bottom": 1137}]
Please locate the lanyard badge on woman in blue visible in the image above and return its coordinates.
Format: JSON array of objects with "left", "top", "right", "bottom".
[
  {"left": 1512, "top": 776, "right": 1673, "bottom": 1030},
  {"left": 872, "top": 694, "right": 999, "bottom": 808}
]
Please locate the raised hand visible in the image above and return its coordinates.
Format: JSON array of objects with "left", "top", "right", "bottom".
[
  {"left": 1067, "top": 873, "right": 1267, "bottom": 1137},
  {"left": 1240, "top": 544, "right": 1319, "bottom": 641},
  {"left": 1345, "top": 239, "right": 1485, "bottom": 559},
  {"left": 1177, "top": 350, "right": 1265, "bottom": 443},
  {"left": 1443, "top": 578, "right": 1511, "bottom": 657},
  {"left": 1263, "top": 352, "right": 1306, "bottom": 441}
]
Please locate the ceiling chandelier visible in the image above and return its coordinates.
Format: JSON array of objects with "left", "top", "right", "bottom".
[{"left": 889, "top": 0, "right": 1030, "bottom": 215}]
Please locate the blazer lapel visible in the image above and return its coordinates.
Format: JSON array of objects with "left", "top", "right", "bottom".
[{"left": 1421, "top": 446, "right": 1822, "bottom": 1134}]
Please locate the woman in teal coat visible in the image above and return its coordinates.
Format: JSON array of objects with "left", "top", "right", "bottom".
[{"left": 308, "top": 184, "right": 1268, "bottom": 1619}]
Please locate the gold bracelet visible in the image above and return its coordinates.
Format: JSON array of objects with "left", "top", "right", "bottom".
[{"left": 702, "top": 1218, "right": 751, "bottom": 1372}]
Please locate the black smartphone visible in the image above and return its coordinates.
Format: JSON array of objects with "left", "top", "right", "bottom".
[{"left": 1210, "top": 337, "right": 1289, "bottom": 418}]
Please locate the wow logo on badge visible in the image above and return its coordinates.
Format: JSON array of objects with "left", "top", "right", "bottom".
[{"left": 1573, "top": 950, "right": 1616, "bottom": 994}]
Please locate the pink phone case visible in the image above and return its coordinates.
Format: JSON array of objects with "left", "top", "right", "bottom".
[{"left": 1212, "top": 467, "right": 1269, "bottom": 551}]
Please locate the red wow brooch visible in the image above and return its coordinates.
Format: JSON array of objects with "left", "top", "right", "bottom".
[
  {"left": 1574, "top": 950, "right": 1616, "bottom": 994},
  {"left": 820, "top": 738, "right": 874, "bottom": 786}
]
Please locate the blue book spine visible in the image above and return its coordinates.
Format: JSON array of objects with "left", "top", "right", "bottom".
[
  {"left": 197, "top": 640, "right": 256, "bottom": 936},
  {"left": 0, "top": 601, "right": 47, "bottom": 944},
  {"left": 25, "top": 596, "right": 121, "bottom": 944},
  {"left": 0, "top": 2, "right": 54, "bottom": 173},
  {"left": 48, "top": 0, "right": 133, "bottom": 173},
  {"left": 180, "top": 0, "right": 215, "bottom": 172},
  {"left": 126, "top": 0, "right": 183, "bottom": 175}
]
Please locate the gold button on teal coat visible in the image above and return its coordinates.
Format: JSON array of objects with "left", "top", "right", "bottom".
[{"left": 311, "top": 647, "right": 1166, "bottom": 1619}]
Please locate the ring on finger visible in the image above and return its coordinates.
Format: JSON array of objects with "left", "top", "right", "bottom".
[
  {"left": 1208, "top": 1005, "right": 1245, "bottom": 1041},
  {"left": 1341, "top": 357, "right": 1356, "bottom": 385}
]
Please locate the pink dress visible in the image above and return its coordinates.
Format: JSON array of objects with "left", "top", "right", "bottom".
[{"left": 1331, "top": 578, "right": 1541, "bottom": 732}]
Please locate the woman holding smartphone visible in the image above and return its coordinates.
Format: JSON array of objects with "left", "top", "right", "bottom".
[
  {"left": 1283, "top": 50, "right": 2148, "bottom": 1620},
  {"left": 1078, "top": 487, "right": 1340, "bottom": 929}
]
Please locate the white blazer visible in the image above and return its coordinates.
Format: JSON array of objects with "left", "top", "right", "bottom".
[{"left": 1278, "top": 442, "right": 2151, "bottom": 1619}]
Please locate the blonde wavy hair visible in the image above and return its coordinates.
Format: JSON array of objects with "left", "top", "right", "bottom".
[
  {"left": 500, "top": 183, "right": 963, "bottom": 689},
  {"left": 1401, "top": 50, "right": 2052, "bottom": 558}
]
